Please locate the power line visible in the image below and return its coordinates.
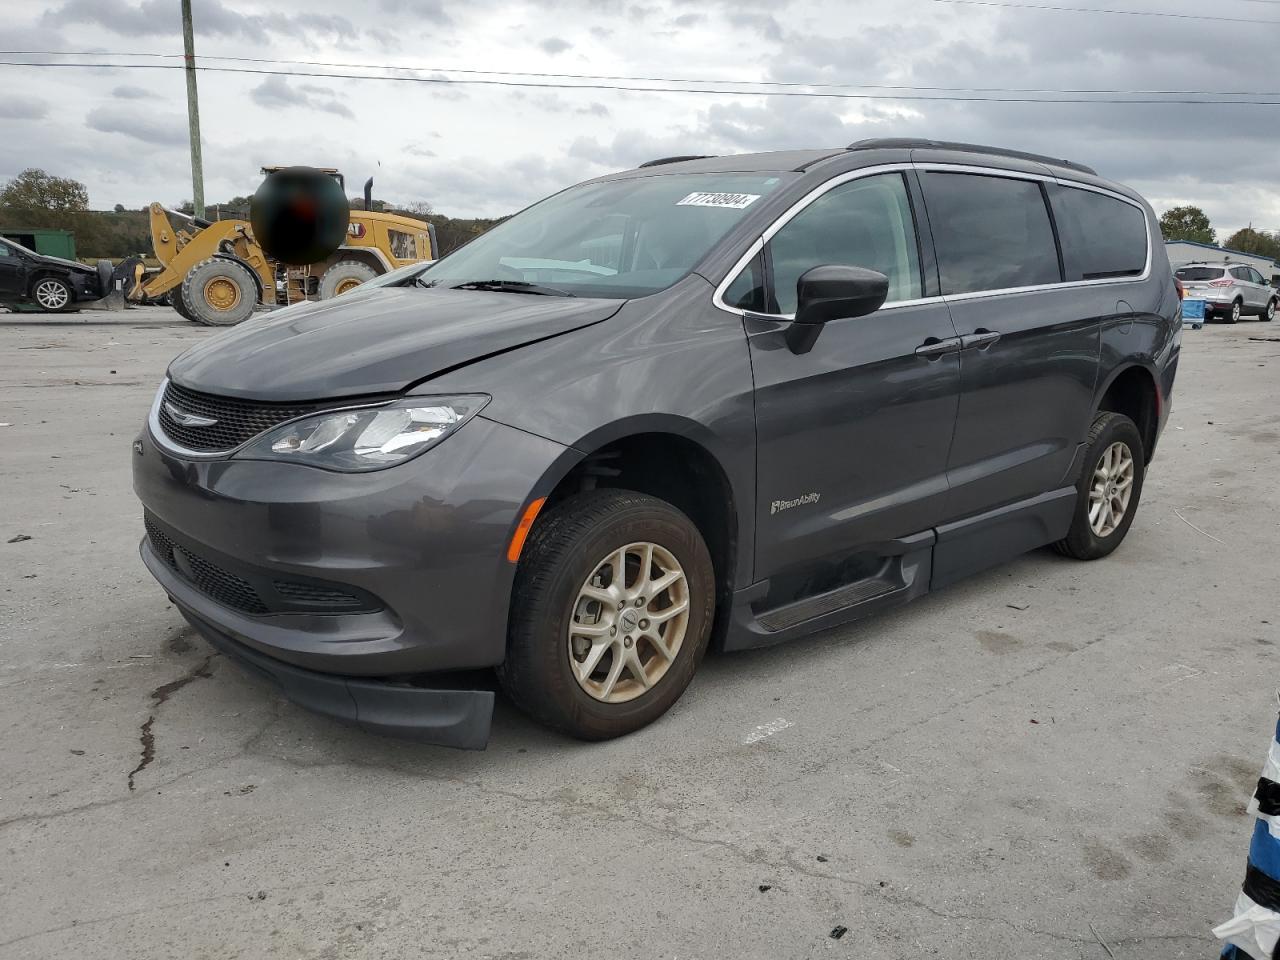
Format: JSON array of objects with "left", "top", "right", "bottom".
[
  {"left": 928, "top": 0, "right": 1280, "bottom": 25},
  {"left": 2, "top": 56, "right": 1280, "bottom": 104}
]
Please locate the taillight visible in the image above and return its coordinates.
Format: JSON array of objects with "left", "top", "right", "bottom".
[
  {"left": 1208, "top": 277, "right": 1232, "bottom": 287},
  {"left": 1175, "top": 278, "right": 1185, "bottom": 301}
]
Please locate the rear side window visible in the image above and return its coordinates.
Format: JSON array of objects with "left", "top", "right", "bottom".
[
  {"left": 922, "top": 172, "right": 1060, "bottom": 295},
  {"left": 1176, "top": 267, "right": 1225, "bottom": 281},
  {"left": 1050, "top": 185, "right": 1148, "bottom": 280},
  {"left": 767, "top": 172, "right": 922, "bottom": 314}
]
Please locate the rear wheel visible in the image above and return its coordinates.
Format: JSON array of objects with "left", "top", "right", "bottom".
[
  {"left": 318, "top": 260, "right": 377, "bottom": 299},
  {"left": 1053, "top": 412, "right": 1146, "bottom": 561},
  {"left": 32, "top": 276, "right": 72, "bottom": 312},
  {"left": 498, "top": 490, "right": 716, "bottom": 740},
  {"left": 180, "top": 258, "right": 258, "bottom": 326},
  {"left": 170, "top": 292, "right": 195, "bottom": 322},
  {"left": 1227, "top": 299, "right": 1242, "bottom": 324}
]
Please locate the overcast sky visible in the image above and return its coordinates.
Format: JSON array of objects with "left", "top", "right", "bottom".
[{"left": 1, "top": 0, "right": 1277, "bottom": 238}]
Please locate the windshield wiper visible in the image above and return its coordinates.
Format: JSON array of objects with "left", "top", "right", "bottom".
[{"left": 448, "top": 279, "right": 577, "bottom": 297}]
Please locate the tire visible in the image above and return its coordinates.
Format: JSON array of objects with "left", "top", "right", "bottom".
[
  {"left": 1053, "top": 411, "right": 1146, "bottom": 561},
  {"left": 1227, "top": 299, "right": 1242, "bottom": 324},
  {"left": 318, "top": 260, "right": 377, "bottom": 299},
  {"left": 497, "top": 490, "right": 716, "bottom": 741},
  {"left": 170, "top": 293, "right": 195, "bottom": 322},
  {"left": 180, "top": 257, "right": 258, "bottom": 326},
  {"left": 31, "top": 276, "right": 73, "bottom": 312},
  {"left": 1264, "top": 298, "right": 1276, "bottom": 322}
]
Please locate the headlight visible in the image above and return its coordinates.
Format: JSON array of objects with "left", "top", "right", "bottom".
[{"left": 235, "top": 395, "right": 489, "bottom": 471}]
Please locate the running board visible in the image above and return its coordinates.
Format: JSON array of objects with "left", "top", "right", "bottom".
[
  {"left": 756, "top": 577, "right": 896, "bottom": 632},
  {"left": 723, "top": 533, "right": 933, "bottom": 651}
]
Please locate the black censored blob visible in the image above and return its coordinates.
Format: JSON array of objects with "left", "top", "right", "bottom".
[{"left": 250, "top": 168, "right": 349, "bottom": 266}]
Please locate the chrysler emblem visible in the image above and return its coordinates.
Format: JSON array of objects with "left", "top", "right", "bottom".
[{"left": 163, "top": 400, "right": 218, "bottom": 428}]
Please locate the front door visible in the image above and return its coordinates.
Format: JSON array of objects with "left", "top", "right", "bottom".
[
  {"left": 743, "top": 171, "right": 961, "bottom": 595},
  {"left": 0, "top": 241, "right": 25, "bottom": 297}
]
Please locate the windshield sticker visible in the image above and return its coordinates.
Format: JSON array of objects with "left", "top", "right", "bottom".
[{"left": 677, "top": 192, "right": 761, "bottom": 210}]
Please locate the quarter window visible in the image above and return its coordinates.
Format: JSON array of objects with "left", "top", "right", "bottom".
[
  {"left": 922, "top": 172, "right": 1060, "bottom": 295},
  {"left": 766, "top": 172, "right": 922, "bottom": 315},
  {"left": 723, "top": 253, "right": 766, "bottom": 312},
  {"left": 1050, "top": 185, "right": 1148, "bottom": 280}
]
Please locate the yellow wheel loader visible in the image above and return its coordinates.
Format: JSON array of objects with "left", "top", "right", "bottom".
[{"left": 128, "top": 169, "right": 437, "bottom": 325}]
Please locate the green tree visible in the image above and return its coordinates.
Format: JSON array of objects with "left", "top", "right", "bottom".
[
  {"left": 1159, "top": 205, "right": 1215, "bottom": 244},
  {"left": 0, "top": 168, "right": 90, "bottom": 229},
  {"left": 1222, "top": 227, "right": 1280, "bottom": 260}
]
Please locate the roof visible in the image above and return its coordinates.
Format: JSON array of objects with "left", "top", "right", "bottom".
[{"left": 1165, "top": 238, "right": 1279, "bottom": 268}]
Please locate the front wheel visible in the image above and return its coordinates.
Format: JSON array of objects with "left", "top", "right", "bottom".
[
  {"left": 1264, "top": 298, "right": 1276, "bottom": 322},
  {"left": 32, "top": 276, "right": 73, "bottom": 312},
  {"left": 181, "top": 258, "right": 258, "bottom": 326},
  {"left": 1053, "top": 412, "right": 1146, "bottom": 560},
  {"left": 498, "top": 490, "right": 716, "bottom": 740}
]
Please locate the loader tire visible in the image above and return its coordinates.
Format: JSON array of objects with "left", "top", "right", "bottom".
[
  {"left": 319, "top": 260, "right": 377, "bottom": 299},
  {"left": 181, "top": 258, "right": 258, "bottom": 326}
]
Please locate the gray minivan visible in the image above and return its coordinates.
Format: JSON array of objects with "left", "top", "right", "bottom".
[{"left": 134, "top": 139, "right": 1180, "bottom": 748}]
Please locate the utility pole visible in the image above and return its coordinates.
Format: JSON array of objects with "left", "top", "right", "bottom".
[{"left": 181, "top": 0, "right": 205, "bottom": 218}]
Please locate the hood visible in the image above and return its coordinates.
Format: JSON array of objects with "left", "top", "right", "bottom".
[
  {"left": 168, "top": 286, "right": 623, "bottom": 402},
  {"left": 39, "top": 254, "right": 94, "bottom": 273}
]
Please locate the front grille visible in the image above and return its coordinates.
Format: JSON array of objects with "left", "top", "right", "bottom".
[
  {"left": 156, "top": 380, "right": 321, "bottom": 453},
  {"left": 145, "top": 515, "right": 269, "bottom": 615},
  {"left": 143, "top": 512, "right": 381, "bottom": 617}
]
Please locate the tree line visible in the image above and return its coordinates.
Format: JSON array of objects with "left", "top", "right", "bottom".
[
  {"left": 0, "top": 168, "right": 503, "bottom": 261},
  {"left": 3, "top": 167, "right": 1277, "bottom": 264}
]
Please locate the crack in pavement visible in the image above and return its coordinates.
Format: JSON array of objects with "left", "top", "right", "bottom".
[{"left": 126, "top": 655, "right": 215, "bottom": 791}]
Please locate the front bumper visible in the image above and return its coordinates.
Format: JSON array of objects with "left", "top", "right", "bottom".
[
  {"left": 181, "top": 606, "right": 494, "bottom": 748},
  {"left": 133, "top": 413, "right": 569, "bottom": 678}
]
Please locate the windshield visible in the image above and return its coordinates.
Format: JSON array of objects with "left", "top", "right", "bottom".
[
  {"left": 424, "top": 173, "right": 793, "bottom": 299},
  {"left": 1176, "top": 266, "right": 1225, "bottom": 281},
  {"left": 362, "top": 260, "right": 432, "bottom": 288}
]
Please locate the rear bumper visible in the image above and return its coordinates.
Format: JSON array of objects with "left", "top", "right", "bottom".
[{"left": 181, "top": 605, "right": 495, "bottom": 749}]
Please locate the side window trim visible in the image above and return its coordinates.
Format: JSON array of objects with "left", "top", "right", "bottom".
[
  {"left": 711, "top": 162, "right": 1153, "bottom": 318},
  {"left": 712, "top": 164, "right": 936, "bottom": 320}
]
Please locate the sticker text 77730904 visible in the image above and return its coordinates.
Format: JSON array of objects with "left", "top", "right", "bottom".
[{"left": 676, "top": 192, "right": 761, "bottom": 210}]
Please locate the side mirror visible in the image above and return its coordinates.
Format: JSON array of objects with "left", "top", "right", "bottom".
[{"left": 787, "top": 265, "right": 890, "bottom": 354}]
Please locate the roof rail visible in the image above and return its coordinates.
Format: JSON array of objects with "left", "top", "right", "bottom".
[
  {"left": 845, "top": 138, "right": 1097, "bottom": 176},
  {"left": 637, "top": 155, "right": 716, "bottom": 168}
]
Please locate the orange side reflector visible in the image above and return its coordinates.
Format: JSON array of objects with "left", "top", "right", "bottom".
[{"left": 506, "top": 497, "right": 547, "bottom": 563}]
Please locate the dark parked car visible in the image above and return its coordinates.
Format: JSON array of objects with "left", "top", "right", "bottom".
[
  {"left": 133, "top": 139, "right": 1180, "bottom": 748},
  {"left": 0, "top": 236, "right": 112, "bottom": 311}
]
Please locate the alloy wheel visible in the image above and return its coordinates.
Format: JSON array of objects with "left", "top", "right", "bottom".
[
  {"left": 567, "top": 541, "right": 690, "bottom": 703},
  {"left": 1088, "top": 441, "right": 1135, "bottom": 537},
  {"left": 1231, "top": 301, "right": 1241, "bottom": 323},
  {"left": 34, "top": 279, "right": 69, "bottom": 310}
]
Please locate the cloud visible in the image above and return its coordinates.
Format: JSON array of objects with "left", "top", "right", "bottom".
[
  {"left": 538, "top": 36, "right": 573, "bottom": 55},
  {"left": 0, "top": 100, "right": 50, "bottom": 121},
  {"left": 85, "top": 105, "right": 188, "bottom": 145},
  {"left": 40, "top": 0, "right": 361, "bottom": 44},
  {"left": 111, "top": 85, "right": 157, "bottom": 100},
  {"left": 249, "top": 76, "right": 354, "bottom": 119}
]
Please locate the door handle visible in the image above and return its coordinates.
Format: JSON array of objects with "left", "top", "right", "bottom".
[
  {"left": 961, "top": 329, "right": 1001, "bottom": 350},
  {"left": 914, "top": 337, "right": 962, "bottom": 359}
]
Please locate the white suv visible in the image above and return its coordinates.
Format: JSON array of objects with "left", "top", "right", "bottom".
[{"left": 1176, "top": 263, "right": 1278, "bottom": 323}]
